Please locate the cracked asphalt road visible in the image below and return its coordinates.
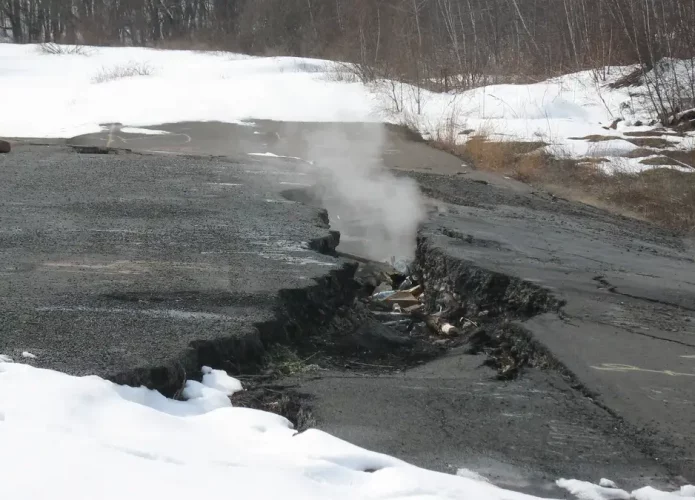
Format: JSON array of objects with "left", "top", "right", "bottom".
[
  {"left": 5, "top": 121, "right": 695, "bottom": 493},
  {"left": 409, "top": 170, "right": 695, "bottom": 484},
  {"left": 0, "top": 142, "right": 341, "bottom": 392}
]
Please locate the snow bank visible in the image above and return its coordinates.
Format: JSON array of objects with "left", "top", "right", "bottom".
[
  {"left": 557, "top": 479, "right": 695, "bottom": 500},
  {"left": 399, "top": 67, "right": 695, "bottom": 173},
  {"left": 0, "top": 360, "right": 535, "bottom": 500},
  {"left": 0, "top": 358, "right": 692, "bottom": 500},
  {"left": 0, "top": 44, "right": 377, "bottom": 138}
]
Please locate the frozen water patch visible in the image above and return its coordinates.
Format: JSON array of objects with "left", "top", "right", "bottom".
[{"left": 21, "top": 352, "right": 37, "bottom": 359}]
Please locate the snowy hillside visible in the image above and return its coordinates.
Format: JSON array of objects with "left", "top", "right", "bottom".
[{"left": 0, "top": 44, "right": 693, "bottom": 172}]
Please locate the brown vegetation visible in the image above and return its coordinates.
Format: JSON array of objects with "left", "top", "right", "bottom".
[
  {"left": 439, "top": 135, "right": 695, "bottom": 233},
  {"left": 91, "top": 62, "right": 153, "bottom": 84}
]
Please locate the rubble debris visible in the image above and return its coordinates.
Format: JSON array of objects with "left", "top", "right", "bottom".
[
  {"left": 461, "top": 319, "right": 477, "bottom": 330},
  {"left": 373, "top": 282, "right": 393, "bottom": 294},
  {"left": 353, "top": 260, "right": 403, "bottom": 294},
  {"left": 379, "top": 271, "right": 395, "bottom": 286},
  {"left": 372, "top": 290, "right": 397, "bottom": 301},
  {"left": 0, "top": 139, "right": 10, "bottom": 153},
  {"left": 347, "top": 318, "right": 414, "bottom": 354},
  {"left": 440, "top": 323, "right": 459, "bottom": 336},
  {"left": 231, "top": 385, "right": 315, "bottom": 431},
  {"left": 398, "top": 277, "right": 414, "bottom": 290},
  {"left": 403, "top": 304, "right": 423, "bottom": 313},
  {"left": 383, "top": 290, "right": 420, "bottom": 308}
]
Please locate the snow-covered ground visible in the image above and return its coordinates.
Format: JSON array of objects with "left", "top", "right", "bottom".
[
  {"left": 0, "top": 358, "right": 693, "bottom": 500},
  {"left": 0, "top": 44, "right": 693, "bottom": 172},
  {"left": 0, "top": 44, "right": 378, "bottom": 137}
]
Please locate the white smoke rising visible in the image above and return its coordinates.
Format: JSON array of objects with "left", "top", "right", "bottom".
[{"left": 304, "top": 123, "right": 425, "bottom": 264}]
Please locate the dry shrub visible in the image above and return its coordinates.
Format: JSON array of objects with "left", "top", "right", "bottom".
[
  {"left": 528, "top": 157, "right": 695, "bottom": 232},
  {"left": 603, "top": 168, "right": 695, "bottom": 231},
  {"left": 443, "top": 134, "right": 695, "bottom": 232},
  {"left": 38, "top": 43, "right": 91, "bottom": 55},
  {"left": 404, "top": 105, "right": 695, "bottom": 232},
  {"left": 513, "top": 152, "right": 551, "bottom": 182},
  {"left": 324, "top": 63, "right": 361, "bottom": 83},
  {"left": 453, "top": 136, "right": 547, "bottom": 172},
  {"left": 429, "top": 111, "right": 460, "bottom": 147},
  {"left": 92, "top": 62, "right": 153, "bottom": 83}
]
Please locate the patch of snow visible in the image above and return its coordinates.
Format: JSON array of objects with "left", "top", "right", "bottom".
[
  {"left": 556, "top": 479, "right": 695, "bottom": 500},
  {"left": 557, "top": 479, "right": 632, "bottom": 500},
  {"left": 249, "top": 152, "right": 312, "bottom": 163},
  {"left": 0, "top": 354, "right": 13, "bottom": 363},
  {"left": 558, "top": 139, "right": 639, "bottom": 158},
  {"left": 21, "top": 351, "right": 37, "bottom": 359},
  {"left": 0, "top": 362, "right": 691, "bottom": 500},
  {"left": 201, "top": 366, "right": 243, "bottom": 395},
  {"left": 249, "top": 152, "right": 283, "bottom": 157},
  {"left": 631, "top": 486, "right": 695, "bottom": 500},
  {"left": 455, "top": 468, "right": 490, "bottom": 483},
  {"left": 119, "top": 127, "right": 170, "bottom": 135}
]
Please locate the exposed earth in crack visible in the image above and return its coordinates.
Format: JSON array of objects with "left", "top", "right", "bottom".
[{"left": 3, "top": 121, "right": 694, "bottom": 495}]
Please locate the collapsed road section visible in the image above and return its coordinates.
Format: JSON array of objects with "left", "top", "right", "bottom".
[
  {"left": 256, "top": 169, "right": 694, "bottom": 490},
  {"left": 2, "top": 141, "right": 693, "bottom": 492},
  {"left": 407, "top": 169, "right": 695, "bottom": 484},
  {"left": 0, "top": 143, "right": 354, "bottom": 396}
]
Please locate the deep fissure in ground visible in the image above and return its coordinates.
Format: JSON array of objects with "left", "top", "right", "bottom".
[
  {"left": 98, "top": 190, "right": 684, "bottom": 479},
  {"left": 228, "top": 225, "right": 573, "bottom": 428}
]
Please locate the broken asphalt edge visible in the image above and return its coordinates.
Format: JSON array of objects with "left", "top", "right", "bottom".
[
  {"left": 107, "top": 218, "right": 355, "bottom": 398},
  {"left": 414, "top": 235, "right": 689, "bottom": 483}
]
